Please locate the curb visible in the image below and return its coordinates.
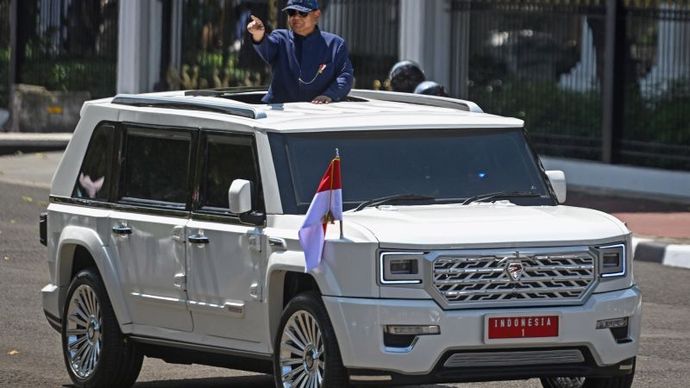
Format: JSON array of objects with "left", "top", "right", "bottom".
[
  {"left": 0, "top": 132, "right": 72, "bottom": 147},
  {"left": 633, "top": 237, "right": 690, "bottom": 270}
]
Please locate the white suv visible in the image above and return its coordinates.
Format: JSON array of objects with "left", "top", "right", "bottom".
[{"left": 40, "top": 89, "right": 640, "bottom": 388}]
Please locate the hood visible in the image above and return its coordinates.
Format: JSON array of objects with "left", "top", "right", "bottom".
[{"left": 344, "top": 202, "right": 629, "bottom": 248}]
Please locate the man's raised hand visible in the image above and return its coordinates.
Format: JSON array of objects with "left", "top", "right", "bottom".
[{"left": 247, "top": 15, "right": 265, "bottom": 42}]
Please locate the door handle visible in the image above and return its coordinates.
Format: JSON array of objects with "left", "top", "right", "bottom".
[
  {"left": 112, "top": 225, "right": 132, "bottom": 235},
  {"left": 268, "top": 237, "right": 287, "bottom": 250},
  {"left": 188, "top": 234, "right": 210, "bottom": 244}
]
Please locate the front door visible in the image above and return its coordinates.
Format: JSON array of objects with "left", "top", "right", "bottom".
[
  {"left": 110, "top": 125, "right": 196, "bottom": 331},
  {"left": 186, "top": 132, "right": 267, "bottom": 348}
]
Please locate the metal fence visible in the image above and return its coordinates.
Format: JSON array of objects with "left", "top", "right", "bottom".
[
  {"left": 319, "top": 0, "right": 400, "bottom": 89},
  {"left": 0, "top": 0, "right": 10, "bottom": 109},
  {"left": 622, "top": 3, "right": 690, "bottom": 170},
  {"left": 450, "top": 0, "right": 690, "bottom": 171},
  {"left": 170, "top": 0, "right": 400, "bottom": 92},
  {"left": 11, "top": 0, "right": 119, "bottom": 100},
  {"left": 172, "top": 0, "right": 273, "bottom": 91}
]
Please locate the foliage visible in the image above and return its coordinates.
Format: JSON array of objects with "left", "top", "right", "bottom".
[
  {"left": 469, "top": 77, "right": 603, "bottom": 159},
  {"left": 20, "top": 58, "right": 116, "bottom": 98},
  {"left": 469, "top": 75, "right": 690, "bottom": 169}
]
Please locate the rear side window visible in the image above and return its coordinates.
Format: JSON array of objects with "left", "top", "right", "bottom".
[
  {"left": 121, "top": 128, "right": 193, "bottom": 206},
  {"left": 73, "top": 123, "right": 114, "bottom": 200},
  {"left": 200, "top": 134, "right": 264, "bottom": 212}
]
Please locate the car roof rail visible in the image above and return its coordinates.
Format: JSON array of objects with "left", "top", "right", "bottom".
[
  {"left": 349, "top": 89, "right": 483, "bottom": 113},
  {"left": 111, "top": 94, "right": 266, "bottom": 119}
]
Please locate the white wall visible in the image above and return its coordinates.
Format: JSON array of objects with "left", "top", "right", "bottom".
[
  {"left": 541, "top": 157, "right": 690, "bottom": 201},
  {"left": 117, "top": 0, "right": 163, "bottom": 94},
  {"left": 399, "top": 0, "right": 451, "bottom": 89}
]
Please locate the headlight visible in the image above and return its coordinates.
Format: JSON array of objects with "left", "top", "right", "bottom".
[
  {"left": 598, "top": 243, "right": 626, "bottom": 278},
  {"left": 379, "top": 252, "right": 424, "bottom": 284}
]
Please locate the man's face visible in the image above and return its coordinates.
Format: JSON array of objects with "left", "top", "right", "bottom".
[{"left": 288, "top": 9, "right": 320, "bottom": 36}]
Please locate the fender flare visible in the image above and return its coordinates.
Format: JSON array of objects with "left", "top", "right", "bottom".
[
  {"left": 56, "top": 225, "right": 131, "bottom": 326},
  {"left": 264, "top": 250, "right": 344, "bottom": 351}
]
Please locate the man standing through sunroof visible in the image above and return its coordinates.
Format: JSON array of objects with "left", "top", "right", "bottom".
[{"left": 247, "top": 0, "right": 354, "bottom": 104}]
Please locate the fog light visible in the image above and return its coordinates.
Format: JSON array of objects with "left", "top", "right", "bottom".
[
  {"left": 384, "top": 325, "right": 440, "bottom": 336},
  {"left": 596, "top": 317, "right": 628, "bottom": 330}
]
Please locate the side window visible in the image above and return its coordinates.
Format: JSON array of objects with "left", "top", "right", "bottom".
[
  {"left": 200, "top": 134, "right": 264, "bottom": 212},
  {"left": 121, "top": 128, "right": 192, "bottom": 206},
  {"left": 73, "top": 123, "right": 114, "bottom": 200}
]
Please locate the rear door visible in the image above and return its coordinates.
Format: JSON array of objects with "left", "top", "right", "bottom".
[
  {"left": 109, "top": 124, "right": 196, "bottom": 331},
  {"left": 186, "top": 131, "right": 268, "bottom": 348}
]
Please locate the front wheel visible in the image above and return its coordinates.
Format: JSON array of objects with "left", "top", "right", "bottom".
[
  {"left": 273, "top": 292, "right": 348, "bottom": 387},
  {"left": 61, "top": 268, "right": 143, "bottom": 388}
]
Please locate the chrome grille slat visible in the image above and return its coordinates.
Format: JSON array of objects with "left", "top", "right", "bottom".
[
  {"left": 443, "top": 349, "right": 585, "bottom": 368},
  {"left": 525, "top": 265, "right": 594, "bottom": 271},
  {"left": 434, "top": 275, "right": 592, "bottom": 285},
  {"left": 443, "top": 285, "right": 589, "bottom": 297},
  {"left": 432, "top": 249, "right": 596, "bottom": 307}
]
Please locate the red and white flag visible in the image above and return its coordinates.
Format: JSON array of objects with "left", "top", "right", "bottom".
[{"left": 299, "top": 153, "right": 343, "bottom": 272}]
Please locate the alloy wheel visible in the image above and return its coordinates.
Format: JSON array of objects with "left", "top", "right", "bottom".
[
  {"left": 65, "top": 284, "right": 102, "bottom": 379},
  {"left": 279, "top": 310, "right": 325, "bottom": 387}
]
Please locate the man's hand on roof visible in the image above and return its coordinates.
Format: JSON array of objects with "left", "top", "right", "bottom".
[
  {"left": 312, "top": 95, "right": 333, "bottom": 104},
  {"left": 247, "top": 15, "right": 265, "bottom": 42}
]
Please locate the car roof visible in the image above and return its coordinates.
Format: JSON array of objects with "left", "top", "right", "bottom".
[{"left": 86, "top": 89, "right": 524, "bottom": 133}]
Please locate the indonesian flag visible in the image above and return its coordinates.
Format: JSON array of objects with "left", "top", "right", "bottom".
[{"left": 299, "top": 154, "right": 343, "bottom": 272}]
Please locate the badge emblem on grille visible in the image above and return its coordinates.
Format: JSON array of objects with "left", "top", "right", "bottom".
[{"left": 506, "top": 262, "right": 524, "bottom": 282}]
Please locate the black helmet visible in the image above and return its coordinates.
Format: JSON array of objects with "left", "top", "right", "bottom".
[
  {"left": 388, "top": 60, "right": 425, "bottom": 93},
  {"left": 414, "top": 81, "right": 449, "bottom": 97}
]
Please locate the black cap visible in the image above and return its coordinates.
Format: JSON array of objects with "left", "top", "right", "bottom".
[
  {"left": 414, "top": 81, "right": 449, "bottom": 97},
  {"left": 388, "top": 60, "right": 425, "bottom": 93}
]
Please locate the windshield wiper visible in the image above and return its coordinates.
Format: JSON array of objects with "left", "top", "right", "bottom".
[
  {"left": 353, "top": 194, "right": 436, "bottom": 212},
  {"left": 461, "top": 191, "right": 541, "bottom": 206}
]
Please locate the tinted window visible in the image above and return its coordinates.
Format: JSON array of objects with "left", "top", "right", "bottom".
[
  {"left": 73, "top": 123, "right": 114, "bottom": 200},
  {"left": 201, "top": 134, "right": 263, "bottom": 211},
  {"left": 122, "top": 129, "right": 192, "bottom": 205},
  {"left": 269, "top": 128, "right": 553, "bottom": 213}
]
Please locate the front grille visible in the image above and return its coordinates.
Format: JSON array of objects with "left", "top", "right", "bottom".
[
  {"left": 443, "top": 349, "right": 585, "bottom": 368},
  {"left": 432, "top": 249, "right": 596, "bottom": 308}
]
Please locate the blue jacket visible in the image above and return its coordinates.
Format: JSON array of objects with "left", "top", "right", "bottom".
[{"left": 253, "top": 27, "right": 354, "bottom": 103}]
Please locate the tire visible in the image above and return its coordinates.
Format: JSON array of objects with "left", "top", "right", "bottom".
[
  {"left": 540, "top": 359, "right": 635, "bottom": 388},
  {"left": 61, "top": 268, "right": 143, "bottom": 388},
  {"left": 273, "top": 292, "right": 348, "bottom": 387}
]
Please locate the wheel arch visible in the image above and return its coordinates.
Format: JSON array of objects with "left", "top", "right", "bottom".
[
  {"left": 266, "top": 267, "right": 322, "bottom": 352},
  {"left": 56, "top": 226, "right": 131, "bottom": 327}
]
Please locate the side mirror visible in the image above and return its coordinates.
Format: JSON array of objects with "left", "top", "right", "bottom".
[
  {"left": 228, "top": 179, "right": 253, "bottom": 214},
  {"left": 546, "top": 170, "right": 567, "bottom": 204}
]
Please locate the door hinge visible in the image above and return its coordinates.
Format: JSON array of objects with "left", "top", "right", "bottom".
[
  {"left": 249, "top": 282, "right": 261, "bottom": 300},
  {"left": 173, "top": 273, "right": 186, "bottom": 289},
  {"left": 248, "top": 233, "right": 263, "bottom": 253},
  {"left": 172, "top": 225, "right": 186, "bottom": 243}
]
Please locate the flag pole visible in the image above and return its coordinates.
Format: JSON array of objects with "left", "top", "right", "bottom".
[{"left": 336, "top": 148, "right": 344, "bottom": 239}]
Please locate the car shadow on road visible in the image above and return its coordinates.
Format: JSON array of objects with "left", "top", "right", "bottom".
[
  {"left": 132, "top": 375, "right": 274, "bottom": 387},
  {"left": 100, "top": 375, "right": 458, "bottom": 388}
]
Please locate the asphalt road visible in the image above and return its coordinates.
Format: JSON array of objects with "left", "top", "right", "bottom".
[{"left": 1, "top": 182, "right": 689, "bottom": 387}]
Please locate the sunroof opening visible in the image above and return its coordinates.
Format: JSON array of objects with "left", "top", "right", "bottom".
[{"left": 184, "top": 89, "right": 368, "bottom": 104}]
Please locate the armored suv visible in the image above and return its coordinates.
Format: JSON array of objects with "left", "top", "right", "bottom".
[{"left": 40, "top": 89, "right": 640, "bottom": 387}]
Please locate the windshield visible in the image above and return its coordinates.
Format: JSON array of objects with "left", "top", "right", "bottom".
[{"left": 268, "top": 128, "right": 554, "bottom": 214}]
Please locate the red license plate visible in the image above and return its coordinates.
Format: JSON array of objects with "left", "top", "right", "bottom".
[{"left": 487, "top": 315, "right": 559, "bottom": 339}]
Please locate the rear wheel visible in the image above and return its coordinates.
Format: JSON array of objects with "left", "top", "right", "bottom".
[
  {"left": 540, "top": 361, "right": 635, "bottom": 388},
  {"left": 273, "top": 292, "right": 348, "bottom": 387},
  {"left": 61, "top": 268, "right": 143, "bottom": 388}
]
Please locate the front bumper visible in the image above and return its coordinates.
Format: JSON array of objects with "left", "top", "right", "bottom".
[
  {"left": 41, "top": 283, "right": 62, "bottom": 332},
  {"left": 323, "top": 286, "right": 641, "bottom": 381}
]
